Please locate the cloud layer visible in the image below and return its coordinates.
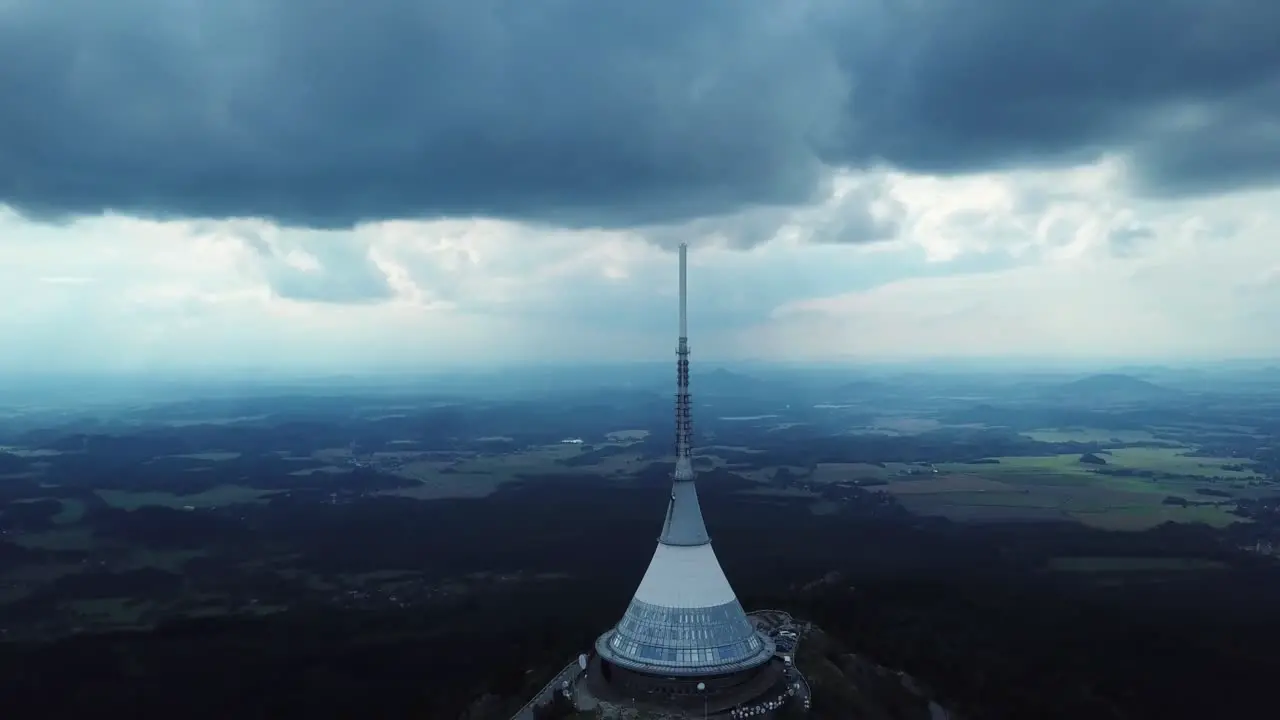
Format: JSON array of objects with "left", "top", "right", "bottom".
[
  {"left": 2, "top": 0, "right": 1278, "bottom": 228},
  {"left": 4, "top": 157, "right": 1280, "bottom": 372}
]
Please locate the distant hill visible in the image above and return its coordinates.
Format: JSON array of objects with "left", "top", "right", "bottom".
[
  {"left": 1044, "top": 373, "right": 1185, "bottom": 404},
  {"left": 829, "top": 379, "right": 893, "bottom": 401},
  {"left": 692, "top": 367, "right": 772, "bottom": 396}
]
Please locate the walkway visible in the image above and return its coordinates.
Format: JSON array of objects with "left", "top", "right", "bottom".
[
  {"left": 775, "top": 619, "right": 811, "bottom": 713},
  {"left": 509, "top": 660, "right": 581, "bottom": 720}
]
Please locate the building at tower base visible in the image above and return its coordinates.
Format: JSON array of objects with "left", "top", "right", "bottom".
[{"left": 582, "top": 652, "right": 789, "bottom": 718}]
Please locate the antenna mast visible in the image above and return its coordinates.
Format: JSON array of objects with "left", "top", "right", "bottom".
[{"left": 675, "top": 243, "right": 692, "bottom": 468}]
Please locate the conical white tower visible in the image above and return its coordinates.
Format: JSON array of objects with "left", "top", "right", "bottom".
[{"left": 594, "top": 243, "right": 774, "bottom": 676}]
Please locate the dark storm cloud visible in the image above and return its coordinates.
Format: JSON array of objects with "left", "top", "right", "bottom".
[
  {"left": 645, "top": 175, "right": 903, "bottom": 251},
  {"left": 0, "top": 0, "right": 1278, "bottom": 229},
  {"left": 821, "top": 1, "right": 1280, "bottom": 175}
]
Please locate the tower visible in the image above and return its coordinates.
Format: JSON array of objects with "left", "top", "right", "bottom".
[{"left": 590, "top": 243, "right": 777, "bottom": 710}]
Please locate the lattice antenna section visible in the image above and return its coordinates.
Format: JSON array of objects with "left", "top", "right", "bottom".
[
  {"left": 676, "top": 343, "right": 692, "bottom": 460},
  {"left": 675, "top": 242, "right": 694, "bottom": 467}
]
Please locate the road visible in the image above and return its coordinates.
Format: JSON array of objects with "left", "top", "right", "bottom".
[
  {"left": 510, "top": 660, "right": 580, "bottom": 720},
  {"left": 787, "top": 626, "right": 812, "bottom": 712},
  {"left": 749, "top": 610, "right": 813, "bottom": 713}
]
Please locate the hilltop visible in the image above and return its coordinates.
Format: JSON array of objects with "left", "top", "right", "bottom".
[{"left": 1044, "top": 373, "right": 1184, "bottom": 404}]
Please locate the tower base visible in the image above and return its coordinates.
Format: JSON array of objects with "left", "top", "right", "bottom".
[{"left": 582, "top": 651, "right": 790, "bottom": 718}]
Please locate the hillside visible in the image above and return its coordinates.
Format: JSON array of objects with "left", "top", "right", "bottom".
[{"left": 796, "top": 627, "right": 957, "bottom": 720}]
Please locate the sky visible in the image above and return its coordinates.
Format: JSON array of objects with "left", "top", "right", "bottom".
[{"left": 2, "top": 0, "right": 1280, "bottom": 373}]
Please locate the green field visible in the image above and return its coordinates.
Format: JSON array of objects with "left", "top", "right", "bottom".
[
  {"left": 809, "top": 462, "right": 896, "bottom": 483},
  {"left": 0, "top": 446, "right": 63, "bottom": 458},
  {"left": 166, "top": 451, "right": 242, "bottom": 462},
  {"left": 605, "top": 429, "right": 649, "bottom": 441},
  {"left": 1047, "top": 556, "right": 1228, "bottom": 572},
  {"left": 1021, "top": 428, "right": 1173, "bottom": 444},
  {"left": 1068, "top": 504, "right": 1241, "bottom": 530},
  {"left": 14, "top": 526, "right": 97, "bottom": 551},
  {"left": 66, "top": 597, "right": 154, "bottom": 627},
  {"left": 937, "top": 447, "right": 1260, "bottom": 482},
  {"left": 886, "top": 481, "right": 1243, "bottom": 529},
  {"left": 53, "top": 498, "right": 86, "bottom": 524},
  {"left": 125, "top": 549, "right": 207, "bottom": 572},
  {"left": 95, "top": 484, "right": 277, "bottom": 510},
  {"left": 890, "top": 443, "right": 1267, "bottom": 530},
  {"left": 1102, "top": 447, "right": 1260, "bottom": 478},
  {"left": 8, "top": 431, "right": 1271, "bottom": 553}
]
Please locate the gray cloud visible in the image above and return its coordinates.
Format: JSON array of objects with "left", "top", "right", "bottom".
[
  {"left": 258, "top": 243, "right": 392, "bottom": 304},
  {"left": 643, "top": 174, "right": 902, "bottom": 250},
  {"left": 0, "top": 0, "right": 1278, "bottom": 230},
  {"left": 206, "top": 224, "right": 393, "bottom": 303},
  {"left": 1108, "top": 225, "right": 1156, "bottom": 258},
  {"left": 803, "top": 182, "right": 905, "bottom": 246},
  {"left": 1129, "top": 83, "right": 1280, "bottom": 197}
]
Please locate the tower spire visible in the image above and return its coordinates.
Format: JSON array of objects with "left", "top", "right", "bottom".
[
  {"left": 659, "top": 243, "right": 706, "bottom": 546},
  {"left": 591, "top": 244, "right": 775, "bottom": 684},
  {"left": 679, "top": 241, "right": 688, "bottom": 341}
]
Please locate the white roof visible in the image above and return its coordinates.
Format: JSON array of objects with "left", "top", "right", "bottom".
[{"left": 632, "top": 541, "right": 738, "bottom": 608}]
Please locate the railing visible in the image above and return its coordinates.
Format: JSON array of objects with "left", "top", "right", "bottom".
[{"left": 509, "top": 659, "right": 580, "bottom": 720}]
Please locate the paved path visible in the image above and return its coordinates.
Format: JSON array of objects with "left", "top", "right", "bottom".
[{"left": 510, "top": 660, "right": 580, "bottom": 720}]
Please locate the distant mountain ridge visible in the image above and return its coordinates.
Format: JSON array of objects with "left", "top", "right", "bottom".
[{"left": 1044, "top": 373, "right": 1185, "bottom": 403}]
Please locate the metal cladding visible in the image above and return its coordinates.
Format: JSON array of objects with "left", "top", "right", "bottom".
[
  {"left": 596, "top": 242, "right": 775, "bottom": 677},
  {"left": 657, "top": 472, "right": 709, "bottom": 546}
]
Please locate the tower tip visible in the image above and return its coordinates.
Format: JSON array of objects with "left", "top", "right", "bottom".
[{"left": 678, "top": 244, "right": 688, "bottom": 340}]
